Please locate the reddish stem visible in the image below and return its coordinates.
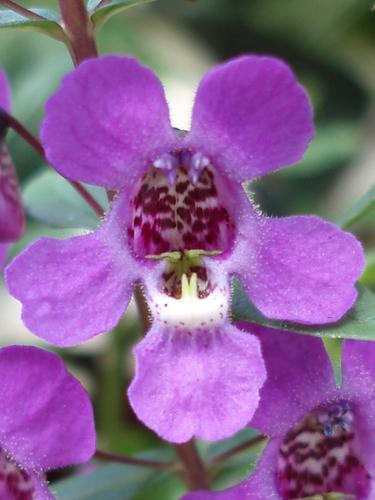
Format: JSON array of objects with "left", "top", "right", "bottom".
[
  {"left": 0, "top": 108, "right": 105, "bottom": 218},
  {"left": 209, "top": 435, "right": 266, "bottom": 466},
  {"left": 59, "top": 0, "right": 98, "bottom": 65},
  {"left": 175, "top": 441, "right": 210, "bottom": 491},
  {"left": 0, "top": 0, "right": 46, "bottom": 20},
  {"left": 95, "top": 449, "right": 178, "bottom": 470}
]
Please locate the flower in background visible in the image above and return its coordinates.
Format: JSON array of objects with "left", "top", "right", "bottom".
[
  {"left": 184, "top": 324, "right": 375, "bottom": 499},
  {"left": 0, "top": 70, "right": 24, "bottom": 267},
  {"left": 6, "top": 55, "right": 363, "bottom": 443},
  {"left": 0, "top": 345, "right": 95, "bottom": 499}
]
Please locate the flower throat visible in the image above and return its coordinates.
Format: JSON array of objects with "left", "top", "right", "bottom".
[{"left": 129, "top": 151, "right": 234, "bottom": 258}]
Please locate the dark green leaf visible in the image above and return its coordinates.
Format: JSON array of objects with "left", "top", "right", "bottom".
[
  {"left": 90, "top": 0, "right": 155, "bottom": 30},
  {"left": 337, "top": 184, "right": 375, "bottom": 229},
  {"left": 232, "top": 280, "right": 375, "bottom": 340},
  {"left": 23, "top": 170, "right": 107, "bottom": 230},
  {"left": 0, "top": 9, "right": 64, "bottom": 40}
]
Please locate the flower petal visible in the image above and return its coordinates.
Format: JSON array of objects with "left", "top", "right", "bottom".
[
  {"left": 342, "top": 340, "right": 375, "bottom": 476},
  {"left": 0, "top": 346, "right": 95, "bottom": 471},
  {"left": 128, "top": 323, "right": 266, "bottom": 443},
  {"left": 244, "top": 323, "right": 336, "bottom": 437},
  {"left": 186, "top": 55, "right": 313, "bottom": 182},
  {"left": 0, "top": 70, "right": 10, "bottom": 112},
  {"left": 182, "top": 439, "right": 281, "bottom": 499},
  {"left": 6, "top": 196, "right": 140, "bottom": 346},
  {"left": 30, "top": 473, "right": 54, "bottom": 500},
  {"left": 41, "top": 56, "right": 177, "bottom": 189},
  {"left": 242, "top": 215, "right": 364, "bottom": 324}
]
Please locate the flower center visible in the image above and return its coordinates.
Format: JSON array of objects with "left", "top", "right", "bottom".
[
  {"left": 149, "top": 256, "right": 229, "bottom": 330},
  {"left": 0, "top": 450, "right": 35, "bottom": 499},
  {"left": 129, "top": 151, "right": 234, "bottom": 258},
  {"left": 277, "top": 401, "right": 371, "bottom": 499}
]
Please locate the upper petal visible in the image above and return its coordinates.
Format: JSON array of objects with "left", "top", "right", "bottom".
[
  {"left": 41, "top": 56, "right": 177, "bottom": 189},
  {"left": 0, "top": 346, "right": 95, "bottom": 471},
  {"left": 186, "top": 55, "right": 314, "bottom": 182},
  {"left": 245, "top": 323, "right": 336, "bottom": 437},
  {"left": 0, "top": 70, "right": 10, "bottom": 112},
  {"left": 5, "top": 193, "right": 141, "bottom": 346},
  {"left": 128, "top": 322, "right": 266, "bottom": 443},
  {"left": 241, "top": 215, "right": 364, "bottom": 324}
]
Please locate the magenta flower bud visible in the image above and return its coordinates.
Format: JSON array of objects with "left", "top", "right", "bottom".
[{"left": 6, "top": 55, "right": 363, "bottom": 443}]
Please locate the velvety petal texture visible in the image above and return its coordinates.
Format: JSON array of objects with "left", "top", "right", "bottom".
[
  {"left": 0, "top": 346, "right": 95, "bottom": 471},
  {"left": 129, "top": 323, "right": 266, "bottom": 443},
  {"left": 5, "top": 196, "right": 141, "bottom": 345},
  {"left": 0, "top": 70, "right": 10, "bottom": 111},
  {"left": 246, "top": 323, "right": 337, "bottom": 436},
  {"left": 41, "top": 56, "right": 178, "bottom": 189},
  {"left": 186, "top": 56, "right": 314, "bottom": 182},
  {"left": 342, "top": 340, "right": 375, "bottom": 476},
  {"left": 242, "top": 215, "right": 364, "bottom": 324}
]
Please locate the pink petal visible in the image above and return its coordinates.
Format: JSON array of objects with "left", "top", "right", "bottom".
[
  {"left": 245, "top": 323, "right": 337, "bottom": 437},
  {"left": 242, "top": 215, "right": 364, "bottom": 324},
  {"left": 41, "top": 56, "right": 177, "bottom": 189},
  {"left": 129, "top": 322, "right": 266, "bottom": 443},
  {"left": 0, "top": 346, "right": 95, "bottom": 471},
  {"left": 6, "top": 195, "right": 140, "bottom": 346},
  {"left": 186, "top": 55, "right": 314, "bottom": 182}
]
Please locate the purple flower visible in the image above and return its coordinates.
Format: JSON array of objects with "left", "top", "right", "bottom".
[
  {"left": 0, "top": 70, "right": 25, "bottom": 266},
  {"left": 6, "top": 55, "right": 363, "bottom": 443},
  {"left": 0, "top": 345, "right": 95, "bottom": 499},
  {"left": 184, "top": 323, "right": 375, "bottom": 499}
]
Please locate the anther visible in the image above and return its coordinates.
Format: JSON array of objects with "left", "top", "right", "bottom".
[
  {"left": 188, "top": 152, "right": 210, "bottom": 184},
  {"left": 152, "top": 153, "right": 179, "bottom": 186}
]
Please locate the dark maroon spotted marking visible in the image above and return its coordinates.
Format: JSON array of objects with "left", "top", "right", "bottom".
[
  {"left": 276, "top": 401, "right": 371, "bottom": 499},
  {"left": 130, "top": 161, "right": 234, "bottom": 258},
  {"left": 0, "top": 450, "right": 35, "bottom": 499}
]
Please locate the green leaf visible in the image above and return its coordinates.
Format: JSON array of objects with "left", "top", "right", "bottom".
[
  {"left": 53, "top": 456, "right": 174, "bottom": 500},
  {"left": 23, "top": 170, "right": 108, "bottom": 230},
  {"left": 337, "top": 184, "right": 375, "bottom": 229},
  {"left": 232, "top": 280, "right": 375, "bottom": 340},
  {"left": 279, "top": 122, "right": 360, "bottom": 179},
  {"left": 0, "top": 9, "right": 64, "bottom": 40},
  {"left": 360, "top": 252, "right": 375, "bottom": 287},
  {"left": 90, "top": 0, "right": 155, "bottom": 30}
]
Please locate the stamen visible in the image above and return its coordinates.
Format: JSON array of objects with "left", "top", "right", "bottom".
[
  {"left": 181, "top": 273, "right": 198, "bottom": 299},
  {"left": 152, "top": 153, "right": 179, "bottom": 185},
  {"left": 188, "top": 152, "right": 210, "bottom": 185}
]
